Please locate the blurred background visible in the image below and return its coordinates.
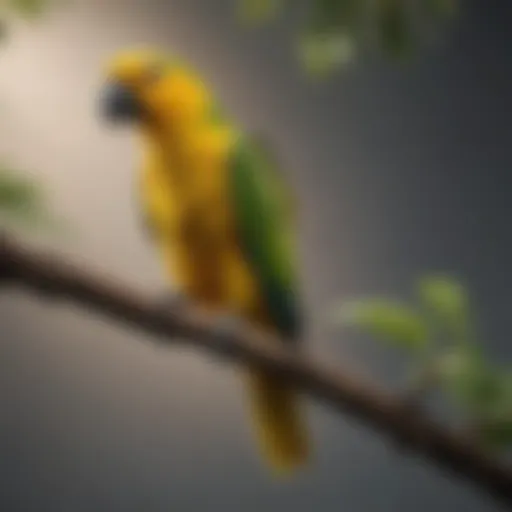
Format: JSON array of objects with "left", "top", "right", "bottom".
[{"left": 0, "top": 0, "right": 511, "bottom": 510}]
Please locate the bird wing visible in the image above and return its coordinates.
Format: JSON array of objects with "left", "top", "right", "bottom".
[{"left": 228, "top": 135, "right": 302, "bottom": 341}]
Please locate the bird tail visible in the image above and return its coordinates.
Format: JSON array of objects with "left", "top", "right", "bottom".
[{"left": 244, "top": 368, "right": 310, "bottom": 475}]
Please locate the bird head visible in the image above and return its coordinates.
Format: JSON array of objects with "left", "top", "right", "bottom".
[
  {"left": 99, "top": 48, "right": 209, "bottom": 130},
  {"left": 99, "top": 48, "right": 174, "bottom": 126}
]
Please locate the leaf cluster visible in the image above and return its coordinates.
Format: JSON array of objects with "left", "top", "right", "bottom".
[
  {"left": 331, "top": 275, "right": 512, "bottom": 450},
  {"left": 2, "top": 0, "right": 52, "bottom": 19},
  {"left": 236, "top": 0, "right": 459, "bottom": 76},
  {"left": 0, "top": 0, "right": 63, "bottom": 233}
]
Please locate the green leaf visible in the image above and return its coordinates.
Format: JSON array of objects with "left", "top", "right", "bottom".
[
  {"left": 418, "top": 275, "right": 468, "bottom": 315},
  {"left": 438, "top": 345, "right": 503, "bottom": 415},
  {"left": 0, "top": 169, "right": 42, "bottom": 213},
  {"left": 236, "top": 0, "right": 285, "bottom": 25},
  {"left": 423, "top": 0, "right": 458, "bottom": 18},
  {"left": 308, "top": 0, "right": 362, "bottom": 31},
  {"left": 375, "top": 0, "right": 414, "bottom": 59},
  {"left": 483, "top": 372, "right": 512, "bottom": 420},
  {"left": 298, "top": 0, "right": 362, "bottom": 76},
  {"left": 8, "top": 0, "right": 48, "bottom": 17},
  {"left": 0, "top": 168, "right": 69, "bottom": 235},
  {"left": 472, "top": 372, "right": 512, "bottom": 449},
  {"left": 333, "top": 298, "right": 429, "bottom": 350},
  {"left": 417, "top": 274, "right": 470, "bottom": 344},
  {"left": 477, "top": 419, "right": 512, "bottom": 450},
  {"left": 298, "top": 30, "right": 355, "bottom": 78}
]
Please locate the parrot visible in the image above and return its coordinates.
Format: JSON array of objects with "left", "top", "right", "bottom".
[{"left": 98, "top": 48, "right": 310, "bottom": 474}]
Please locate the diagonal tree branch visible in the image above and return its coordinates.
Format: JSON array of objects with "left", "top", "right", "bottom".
[{"left": 0, "top": 234, "right": 511, "bottom": 508}]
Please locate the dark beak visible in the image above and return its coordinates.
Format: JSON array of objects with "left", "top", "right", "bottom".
[{"left": 99, "top": 80, "right": 142, "bottom": 123}]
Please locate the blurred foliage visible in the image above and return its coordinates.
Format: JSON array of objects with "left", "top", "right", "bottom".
[
  {"left": 336, "top": 298, "right": 428, "bottom": 350},
  {"left": 0, "top": 0, "right": 56, "bottom": 41},
  {"left": 331, "top": 276, "right": 512, "bottom": 451},
  {"left": 1, "top": 0, "right": 53, "bottom": 19},
  {"left": 0, "top": 167, "right": 64, "bottom": 233},
  {"left": 0, "top": 168, "right": 43, "bottom": 215},
  {"left": 0, "top": 0, "right": 60, "bottom": 232},
  {"left": 236, "top": 0, "right": 286, "bottom": 23},
  {"left": 418, "top": 274, "right": 470, "bottom": 345},
  {"left": 236, "top": 0, "right": 460, "bottom": 77}
]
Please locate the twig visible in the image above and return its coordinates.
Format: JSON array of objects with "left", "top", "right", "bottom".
[{"left": 0, "top": 234, "right": 511, "bottom": 508}]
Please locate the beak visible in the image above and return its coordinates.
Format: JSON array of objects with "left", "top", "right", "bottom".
[{"left": 99, "top": 80, "right": 142, "bottom": 123}]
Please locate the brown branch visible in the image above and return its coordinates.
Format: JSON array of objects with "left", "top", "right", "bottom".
[{"left": 0, "top": 234, "right": 512, "bottom": 508}]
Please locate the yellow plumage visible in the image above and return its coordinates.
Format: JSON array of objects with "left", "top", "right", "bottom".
[{"left": 103, "top": 49, "right": 309, "bottom": 473}]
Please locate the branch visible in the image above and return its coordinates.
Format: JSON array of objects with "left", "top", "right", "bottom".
[{"left": 0, "top": 234, "right": 511, "bottom": 507}]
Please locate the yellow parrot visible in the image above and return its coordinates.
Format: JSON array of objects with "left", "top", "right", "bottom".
[{"left": 99, "top": 48, "right": 310, "bottom": 474}]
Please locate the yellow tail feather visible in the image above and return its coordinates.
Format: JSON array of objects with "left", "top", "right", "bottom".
[{"left": 244, "top": 369, "right": 310, "bottom": 475}]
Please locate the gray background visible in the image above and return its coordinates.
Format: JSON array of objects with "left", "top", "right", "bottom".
[{"left": 0, "top": 0, "right": 511, "bottom": 510}]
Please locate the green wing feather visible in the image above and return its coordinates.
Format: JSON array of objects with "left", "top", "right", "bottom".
[
  {"left": 229, "top": 135, "right": 302, "bottom": 341},
  {"left": 250, "top": 133, "right": 298, "bottom": 217}
]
